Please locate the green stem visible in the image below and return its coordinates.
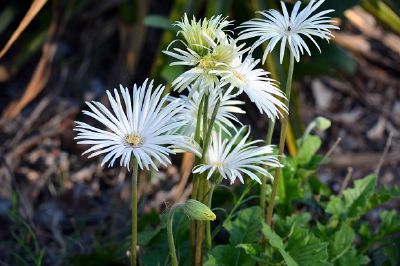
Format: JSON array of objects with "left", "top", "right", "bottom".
[
  {"left": 202, "top": 98, "right": 220, "bottom": 157},
  {"left": 167, "top": 203, "right": 185, "bottom": 266},
  {"left": 195, "top": 96, "right": 220, "bottom": 266},
  {"left": 131, "top": 159, "right": 139, "bottom": 266},
  {"left": 206, "top": 183, "right": 215, "bottom": 249},
  {"left": 191, "top": 94, "right": 205, "bottom": 264},
  {"left": 266, "top": 53, "right": 295, "bottom": 227},
  {"left": 260, "top": 119, "right": 275, "bottom": 219},
  {"left": 202, "top": 94, "right": 209, "bottom": 144}
]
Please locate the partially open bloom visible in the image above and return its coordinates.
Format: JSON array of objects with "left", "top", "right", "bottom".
[
  {"left": 193, "top": 127, "right": 282, "bottom": 184},
  {"left": 164, "top": 35, "right": 246, "bottom": 95},
  {"left": 238, "top": 0, "right": 339, "bottom": 63},
  {"left": 74, "top": 79, "right": 198, "bottom": 170},
  {"left": 175, "top": 14, "right": 232, "bottom": 54},
  {"left": 173, "top": 89, "right": 245, "bottom": 138},
  {"left": 221, "top": 56, "right": 287, "bottom": 119}
]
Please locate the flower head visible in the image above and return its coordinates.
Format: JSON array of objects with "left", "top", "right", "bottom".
[
  {"left": 239, "top": 0, "right": 339, "bottom": 63},
  {"left": 221, "top": 56, "right": 287, "bottom": 119},
  {"left": 175, "top": 14, "right": 232, "bottom": 55},
  {"left": 193, "top": 127, "right": 282, "bottom": 184},
  {"left": 74, "top": 79, "right": 198, "bottom": 170},
  {"left": 173, "top": 88, "right": 245, "bottom": 138},
  {"left": 164, "top": 35, "right": 246, "bottom": 95}
]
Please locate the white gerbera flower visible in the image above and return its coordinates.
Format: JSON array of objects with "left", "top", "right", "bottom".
[
  {"left": 220, "top": 56, "right": 287, "bottom": 119},
  {"left": 74, "top": 79, "right": 198, "bottom": 170},
  {"left": 238, "top": 0, "right": 339, "bottom": 63},
  {"left": 173, "top": 88, "right": 245, "bottom": 138},
  {"left": 164, "top": 34, "right": 246, "bottom": 95},
  {"left": 193, "top": 127, "right": 282, "bottom": 184}
]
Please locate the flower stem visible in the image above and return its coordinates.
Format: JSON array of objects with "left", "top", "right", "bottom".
[
  {"left": 167, "top": 203, "right": 185, "bottom": 266},
  {"left": 191, "top": 95, "right": 205, "bottom": 263},
  {"left": 206, "top": 183, "right": 215, "bottom": 249},
  {"left": 195, "top": 96, "right": 220, "bottom": 266},
  {"left": 260, "top": 119, "right": 275, "bottom": 219},
  {"left": 131, "top": 159, "right": 139, "bottom": 266},
  {"left": 266, "top": 54, "right": 295, "bottom": 226}
]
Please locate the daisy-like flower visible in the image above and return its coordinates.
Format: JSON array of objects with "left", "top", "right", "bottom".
[
  {"left": 164, "top": 32, "right": 246, "bottom": 95},
  {"left": 175, "top": 14, "right": 232, "bottom": 55},
  {"left": 193, "top": 127, "right": 282, "bottom": 184},
  {"left": 238, "top": 0, "right": 339, "bottom": 63},
  {"left": 74, "top": 79, "right": 199, "bottom": 170},
  {"left": 220, "top": 56, "right": 287, "bottom": 119},
  {"left": 173, "top": 88, "right": 245, "bottom": 138}
]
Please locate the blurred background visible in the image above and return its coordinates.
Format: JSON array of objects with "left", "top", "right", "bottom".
[{"left": 0, "top": 0, "right": 399, "bottom": 265}]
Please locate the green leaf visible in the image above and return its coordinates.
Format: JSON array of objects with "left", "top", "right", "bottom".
[
  {"left": 296, "top": 135, "right": 322, "bottom": 166},
  {"left": 262, "top": 223, "right": 298, "bottom": 266},
  {"left": 379, "top": 210, "right": 400, "bottom": 234},
  {"left": 224, "top": 207, "right": 262, "bottom": 245},
  {"left": 143, "top": 15, "right": 174, "bottom": 31},
  {"left": 137, "top": 226, "right": 162, "bottom": 246},
  {"left": 160, "top": 64, "right": 185, "bottom": 84},
  {"left": 286, "top": 228, "right": 330, "bottom": 266},
  {"left": 326, "top": 175, "right": 377, "bottom": 219},
  {"left": 237, "top": 244, "right": 264, "bottom": 263},
  {"left": 368, "top": 186, "right": 400, "bottom": 210},
  {"left": 330, "top": 224, "right": 355, "bottom": 261},
  {"left": 204, "top": 244, "right": 255, "bottom": 266}
]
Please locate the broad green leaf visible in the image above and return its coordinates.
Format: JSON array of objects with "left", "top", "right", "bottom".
[
  {"left": 286, "top": 227, "right": 330, "bottom": 266},
  {"left": 262, "top": 223, "right": 298, "bottom": 266},
  {"left": 237, "top": 243, "right": 264, "bottom": 263},
  {"left": 334, "top": 248, "right": 370, "bottom": 266},
  {"left": 326, "top": 175, "right": 377, "bottom": 219},
  {"left": 379, "top": 210, "right": 400, "bottom": 234},
  {"left": 367, "top": 186, "right": 400, "bottom": 210},
  {"left": 137, "top": 226, "right": 162, "bottom": 245},
  {"left": 296, "top": 135, "right": 322, "bottom": 166},
  {"left": 160, "top": 64, "right": 184, "bottom": 84},
  {"left": 330, "top": 224, "right": 355, "bottom": 261},
  {"left": 204, "top": 244, "right": 255, "bottom": 266},
  {"left": 143, "top": 15, "right": 174, "bottom": 31},
  {"left": 224, "top": 207, "right": 262, "bottom": 245},
  {"left": 296, "top": 43, "right": 357, "bottom": 76}
]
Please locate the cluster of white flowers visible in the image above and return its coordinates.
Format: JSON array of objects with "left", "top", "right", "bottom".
[{"left": 74, "top": 0, "right": 337, "bottom": 185}]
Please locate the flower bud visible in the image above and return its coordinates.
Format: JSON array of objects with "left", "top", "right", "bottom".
[
  {"left": 183, "top": 199, "right": 216, "bottom": 221},
  {"left": 314, "top": 116, "right": 331, "bottom": 131}
]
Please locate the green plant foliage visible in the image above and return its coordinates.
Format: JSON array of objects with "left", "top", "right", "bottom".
[
  {"left": 144, "top": 15, "right": 175, "bottom": 31},
  {"left": 262, "top": 223, "right": 298, "bottom": 266},
  {"left": 296, "top": 135, "right": 322, "bottom": 166},
  {"left": 205, "top": 207, "right": 262, "bottom": 265},
  {"left": 286, "top": 227, "right": 330, "bottom": 266},
  {"left": 326, "top": 175, "right": 377, "bottom": 219}
]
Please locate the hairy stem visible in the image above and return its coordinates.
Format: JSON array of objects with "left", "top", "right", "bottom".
[
  {"left": 266, "top": 54, "right": 295, "bottom": 226},
  {"left": 195, "top": 96, "right": 220, "bottom": 266},
  {"left": 260, "top": 119, "right": 276, "bottom": 219},
  {"left": 131, "top": 159, "right": 139, "bottom": 266},
  {"left": 167, "top": 203, "right": 185, "bottom": 266},
  {"left": 191, "top": 95, "right": 205, "bottom": 263},
  {"left": 206, "top": 183, "right": 215, "bottom": 249}
]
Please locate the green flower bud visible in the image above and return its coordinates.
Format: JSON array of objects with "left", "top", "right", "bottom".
[
  {"left": 314, "top": 116, "right": 331, "bottom": 131},
  {"left": 183, "top": 199, "right": 216, "bottom": 221}
]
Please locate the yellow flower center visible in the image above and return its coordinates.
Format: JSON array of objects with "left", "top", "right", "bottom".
[
  {"left": 212, "top": 161, "right": 224, "bottom": 167},
  {"left": 233, "top": 70, "right": 246, "bottom": 83},
  {"left": 198, "top": 55, "right": 217, "bottom": 71},
  {"left": 125, "top": 134, "right": 143, "bottom": 147}
]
